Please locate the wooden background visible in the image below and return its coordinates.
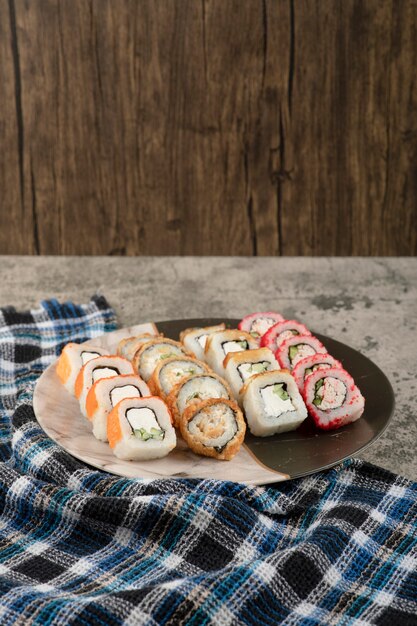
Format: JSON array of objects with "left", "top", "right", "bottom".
[{"left": 0, "top": 0, "right": 416, "bottom": 256}]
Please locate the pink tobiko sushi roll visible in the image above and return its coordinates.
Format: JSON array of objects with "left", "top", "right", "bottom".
[
  {"left": 303, "top": 366, "right": 365, "bottom": 430},
  {"left": 292, "top": 353, "right": 343, "bottom": 393},
  {"left": 276, "top": 335, "right": 326, "bottom": 370},
  {"left": 238, "top": 312, "right": 285, "bottom": 342},
  {"left": 260, "top": 320, "right": 312, "bottom": 353}
]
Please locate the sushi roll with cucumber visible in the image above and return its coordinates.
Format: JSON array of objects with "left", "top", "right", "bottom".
[
  {"left": 303, "top": 366, "right": 365, "bottom": 430},
  {"left": 204, "top": 330, "right": 257, "bottom": 377},
  {"left": 107, "top": 396, "right": 176, "bottom": 460},
  {"left": 223, "top": 347, "right": 279, "bottom": 401},
  {"left": 180, "top": 398, "right": 246, "bottom": 461},
  {"left": 117, "top": 334, "right": 160, "bottom": 361},
  {"left": 238, "top": 312, "right": 284, "bottom": 341},
  {"left": 166, "top": 372, "right": 233, "bottom": 427},
  {"left": 276, "top": 335, "right": 326, "bottom": 370},
  {"left": 292, "top": 353, "right": 343, "bottom": 393},
  {"left": 260, "top": 320, "right": 312, "bottom": 353},
  {"left": 75, "top": 355, "right": 135, "bottom": 417},
  {"left": 242, "top": 370, "right": 308, "bottom": 436},
  {"left": 85, "top": 374, "right": 151, "bottom": 441},
  {"left": 148, "top": 356, "right": 210, "bottom": 399},
  {"left": 180, "top": 323, "right": 226, "bottom": 360},
  {"left": 133, "top": 338, "right": 190, "bottom": 382},
  {"left": 56, "top": 342, "right": 110, "bottom": 395}
]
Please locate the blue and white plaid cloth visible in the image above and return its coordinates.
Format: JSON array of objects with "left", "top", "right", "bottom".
[{"left": 0, "top": 298, "right": 416, "bottom": 625}]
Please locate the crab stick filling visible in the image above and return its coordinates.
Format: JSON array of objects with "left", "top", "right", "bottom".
[
  {"left": 260, "top": 383, "right": 295, "bottom": 416},
  {"left": 288, "top": 343, "right": 317, "bottom": 367},
  {"left": 250, "top": 317, "right": 277, "bottom": 337},
  {"left": 313, "top": 377, "right": 347, "bottom": 410}
]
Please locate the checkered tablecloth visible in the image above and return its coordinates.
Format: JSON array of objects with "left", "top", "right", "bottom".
[{"left": 0, "top": 297, "right": 416, "bottom": 625}]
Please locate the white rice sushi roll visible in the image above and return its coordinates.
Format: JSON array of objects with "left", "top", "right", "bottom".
[
  {"left": 85, "top": 374, "right": 151, "bottom": 441},
  {"left": 204, "top": 330, "right": 258, "bottom": 377},
  {"left": 292, "top": 353, "right": 343, "bottom": 393},
  {"left": 166, "top": 372, "right": 233, "bottom": 427},
  {"left": 56, "top": 342, "right": 110, "bottom": 395},
  {"left": 276, "top": 335, "right": 327, "bottom": 370},
  {"left": 180, "top": 398, "right": 246, "bottom": 461},
  {"left": 180, "top": 324, "right": 226, "bottom": 360},
  {"left": 242, "top": 370, "right": 308, "bottom": 436},
  {"left": 75, "top": 356, "right": 135, "bottom": 417},
  {"left": 223, "top": 347, "right": 279, "bottom": 402},
  {"left": 117, "top": 334, "right": 161, "bottom": 361},
  {"left": 108, "top": 396, "right": 176, "bottom": 460},
  {"left": 148, "top": 356, "right": 210, "bottom": 399},
  {"left": 133, "top": 339, "right": 190, "bottom": 382}
]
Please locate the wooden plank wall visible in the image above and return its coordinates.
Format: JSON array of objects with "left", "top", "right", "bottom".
[{"left": 0, "top": 0, "right": 416, "bottom": 256}]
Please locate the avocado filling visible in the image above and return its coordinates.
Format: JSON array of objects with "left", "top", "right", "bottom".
[
  {"left": 126, "top": 407, "right": 165, "bottom": 441},
  {"left": 260, "top": 383, "right": 295, "bottom": 417},
  {"left": 312, "top": 376, "right": 347, "bottom": 410},
  {"left": 222, "top": 340, "right": 249, "bottom": 355},
  {"left": 237, "top": 360, "right": 270, "bottom": 382}
]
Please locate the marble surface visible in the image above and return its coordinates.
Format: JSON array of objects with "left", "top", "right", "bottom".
[{"left": 2, "top": 256, "right": 416, "bottom": 480}]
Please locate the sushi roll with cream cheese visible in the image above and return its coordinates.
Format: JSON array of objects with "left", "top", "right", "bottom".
[
  {"left": 86, "top": 374, "right": 151, "bottom": 441},
  {"left": 292, "top": 353, "right": 343, "bottom": 393},
  {"left": 132, "top": 339, "right": 190, "bottom": 382},
  {"left": 180, "top": 324, "right": 226, "bottom": 360},
  {"left": 56, "top": 342, "right": 110, "bottom": 395},
  {"left": 223, "top": 347, "right": 279, "bottom": 401},
  {"left": 75, "top": 355, "right": 135, "bottom": 417},
  {"left": 303, "top": 366, "right": 365, "bottom": 430},
  {"left": 117, "top": 334, "right": 161, "bottom": 361},
  {"left": 238, "top": 312, "right": 285, "bottom": 341},
  {"left": 276, "top": 335, "right": 326, "bottom": 370},
  {"left": 260, "top": 320, "right": 312, "bottom": 353},
  {"left": 148, "top": 356, "right": 210, "bottom": 399},
  {"left": 180, "top": 398, "right": 246, "bottom": 461},
  {"left": 242, "top": 370, "right": 308, "bottom": 436},
  {"left": 204, "top": 330, "right": 257, "bottom": 377},
  {"left": 107, "top": 396, "right": 176, "bottom": 460}
]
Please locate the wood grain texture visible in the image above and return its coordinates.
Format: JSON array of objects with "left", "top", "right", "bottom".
[{"left": 0, "top": 0, "right": 416, "bottom": 255}]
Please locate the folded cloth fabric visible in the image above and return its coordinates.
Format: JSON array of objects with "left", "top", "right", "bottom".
[{"left": 0, "top": 299, "right": 416, "bottom": 626}]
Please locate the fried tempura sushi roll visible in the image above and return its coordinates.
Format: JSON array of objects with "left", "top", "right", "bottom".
[
  {"left": 276, "top": 335, "right": 327, "bottom": 370},
  {"left": 242, "top": 370, "right": 308, "bottom": 436},
  {"left": 117, "top": 334, "right": 161, "bottom": 361},
  {"left": 180, "top": 324, "right": 226, "bottom": 360},
  {"left": 85, "top": 374, "right": 151, "bottom": 441},
  {"left": 75, "top": 356, "right": 135, "bottom": 417},
  {"left": 107, "top": 396, "right": 176, "bottom": 461},
  {"left": 260, "top": 320, "right": 312, "bottom": 353},
  {"left": 148, "top": 356, "right": 209, "bottom": 399},
  {"left": 132, "top": 339, "right": 190, "bottom": 382},
  {"left": 238, "top": 312, "right": 285, "bottom": 341},
  {"left": 180, "top": 398, "right": 245, "bottom": 461},
  {"left": 204, "top": 330, "right": 257, "bottom": 377},
  {"left": 303, "top": 366, "right": 365, "bottom": 430},
  {"left": 223, "top": 347, "right": 279, "bottom": 401},
  {"left": 166, "top": 372, "right": 233, "bottom": 427},
  {"left": 56, "top": 342, "right": 110, "bottom": 395},
  {"left": 292, "top": 353, "right": 343, "bottom": 393}
]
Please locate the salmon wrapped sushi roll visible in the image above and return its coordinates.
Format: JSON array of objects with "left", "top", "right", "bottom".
[
  {"left": 180, "top": 398, "right": 245, "bottom": 461},
  {"left": 148, "top": 356, "right": 209, "bottom": 399},
  {"left": 223, "top": 347, "right": 279, "bottom": 402},
  {"left": 204, "top": 330, "right": 257, "bottom": 377},
  {"left": 132, "top": 338, "right": 190, "bottom": 382},
  {"left": 75, "top": 356, "right": 134, "bottom": 417},
  {"left": 238, "top": 312, "right": 284, "bottom": 342},
  {"left": 166, "top": 373, "right": 233, "bottom": 427},
  {"left": 242, "top": 370, "right": 308, "bottom": 436},
  {"left": 180, "top": 324, "right": 226, "bottom": 360},
  {"left": 260, "top": 320, "right": 312, "bottom": 353},
  {"left": 107, "top": 396, "right": 176, "bottom": 460},
  {"left": 86, "top": 374, "right": 151, "bottom": 441},
  {"left": 292, "top": 353, "right": 343, "bottom": 393},
  {"left": 117, "top": 333, "right": 161, "bottom": 361},
  {"left": 276, "top": 335, "right": 326, "bottom": 370},
  {"left": 56, "top": 342, "right": 110, "bottom": 395},
  {"left": 303, "top": 366, "right": 365, "bottom": 430}
]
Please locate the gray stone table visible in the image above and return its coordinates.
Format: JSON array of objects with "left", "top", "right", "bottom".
[{"left": 1, "top": 256, "right": 416, "bottom": 480}]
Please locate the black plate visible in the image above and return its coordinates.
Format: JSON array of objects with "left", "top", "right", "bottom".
[{"left": 156, "top": 318, "right": 395, "bottom": 479}]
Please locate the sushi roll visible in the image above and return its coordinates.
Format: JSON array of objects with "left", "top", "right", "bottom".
[
  {"left": 238, "top": 312, "right": 285, "bottom": 341},
  {"left": 292, "top": 353, "right": 343, "bottom": 393},
  {"left": 242, "top": 370, "right": 308, "bottom": 436},
  {"left": 303, "top": 366, "right": 365, "bottom": 430},
  {"left": 107, "top": 396, "right": 176, "bottom": 460},
  {"left": 223, "top": 347, "right": 279, "bottom": 401},
  {"left": 180, "top": 324, "right": 226, "bottom": 360},
  {"left": 276, "top": 335, "right": 327, "bottom": 370},
  {"left": 132, "top": 338, "right": 190, "bottom": 382},
  {"left": 166, "top": 372, "right": 233, "bottom": 427},
  {"left": 56, "top": 342, "right": 110, "bottom": 395},
  {"left": 148, "top": 356, "right": 210, "bottom": 399},
  {"left": 180, "top": 398, "right": 246, "bottom": 461},
  {"left": 204, "top": 330, "right": 258, "bottom": 377},
  {"left": 117, "top": 334, "right": 161, "bottom": 361},
  {"left": 85, "top": 374, "right": 151, "bottom": 441},
  {"left": 75, "top": 355, "right": 135, "bottom": 417},
  {"left": 260, "top": 320, "right": 312, "bottom": 353}
]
